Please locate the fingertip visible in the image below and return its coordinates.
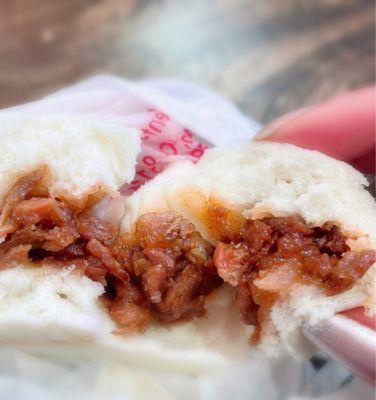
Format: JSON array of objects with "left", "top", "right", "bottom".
[
  {"left": 341, "top": 307, "right": 376, "bottom": 331},
  {"left": 255, "top": 86, "right": 376, "bottom": 163},
  {"left": 254, "top": 108, "right": 312, "bottom": 141}
]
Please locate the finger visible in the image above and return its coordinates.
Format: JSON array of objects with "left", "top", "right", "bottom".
[
  {"left": 256, "top": 86, "right": 376, "bottom": 171},
  {"left": 304, "top": 315, "right": 376, "bottom": 385},
  {"left": 341, "top": 307, "right": 376, "bottom": 331},
  {"left": 349, "top": 148, "right": 375, "bottom": 174}
]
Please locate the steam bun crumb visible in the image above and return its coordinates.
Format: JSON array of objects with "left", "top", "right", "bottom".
[{"left": 0, "top": 265, "right": 105, "bottom": 343}]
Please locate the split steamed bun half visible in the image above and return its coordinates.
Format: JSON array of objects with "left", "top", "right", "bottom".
[
  {"left": 123, "top": 141, "right": 376, "bottom": 356},
  {"left": 0, "top": 112, "right": 251, "bottom": 374}
]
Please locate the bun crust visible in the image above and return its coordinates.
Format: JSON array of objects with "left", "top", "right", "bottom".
[{"left": 0, "top": 113, "right": 140, "bottom": 202}]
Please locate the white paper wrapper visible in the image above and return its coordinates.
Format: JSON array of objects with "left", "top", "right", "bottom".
[
  {"left": 0, "top": 76, "right": 373, "bottom": 400},
  {"left": 12, "top": 75, "right": 260, "bottom": 193}
]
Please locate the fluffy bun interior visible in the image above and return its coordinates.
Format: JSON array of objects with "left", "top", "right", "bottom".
[
  {"left": 0, "top": 264, "right": 252, "bottom": 373},
  {"left": 0, "top": 265, "right": 105, "bottom": 343}
]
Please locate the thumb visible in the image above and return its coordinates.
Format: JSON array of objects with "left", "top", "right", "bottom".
[{"left": 257, "top": 86, "right": 375, "bottom": 173}]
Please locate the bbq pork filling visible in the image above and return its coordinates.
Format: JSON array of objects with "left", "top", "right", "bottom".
[{"left": 0, "top": 169, "right": 374, "bottom": 342}]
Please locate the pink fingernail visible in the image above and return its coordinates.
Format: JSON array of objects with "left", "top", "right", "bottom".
[{"left": 254, "top": 107, "right": 312, "bottom": 140}]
